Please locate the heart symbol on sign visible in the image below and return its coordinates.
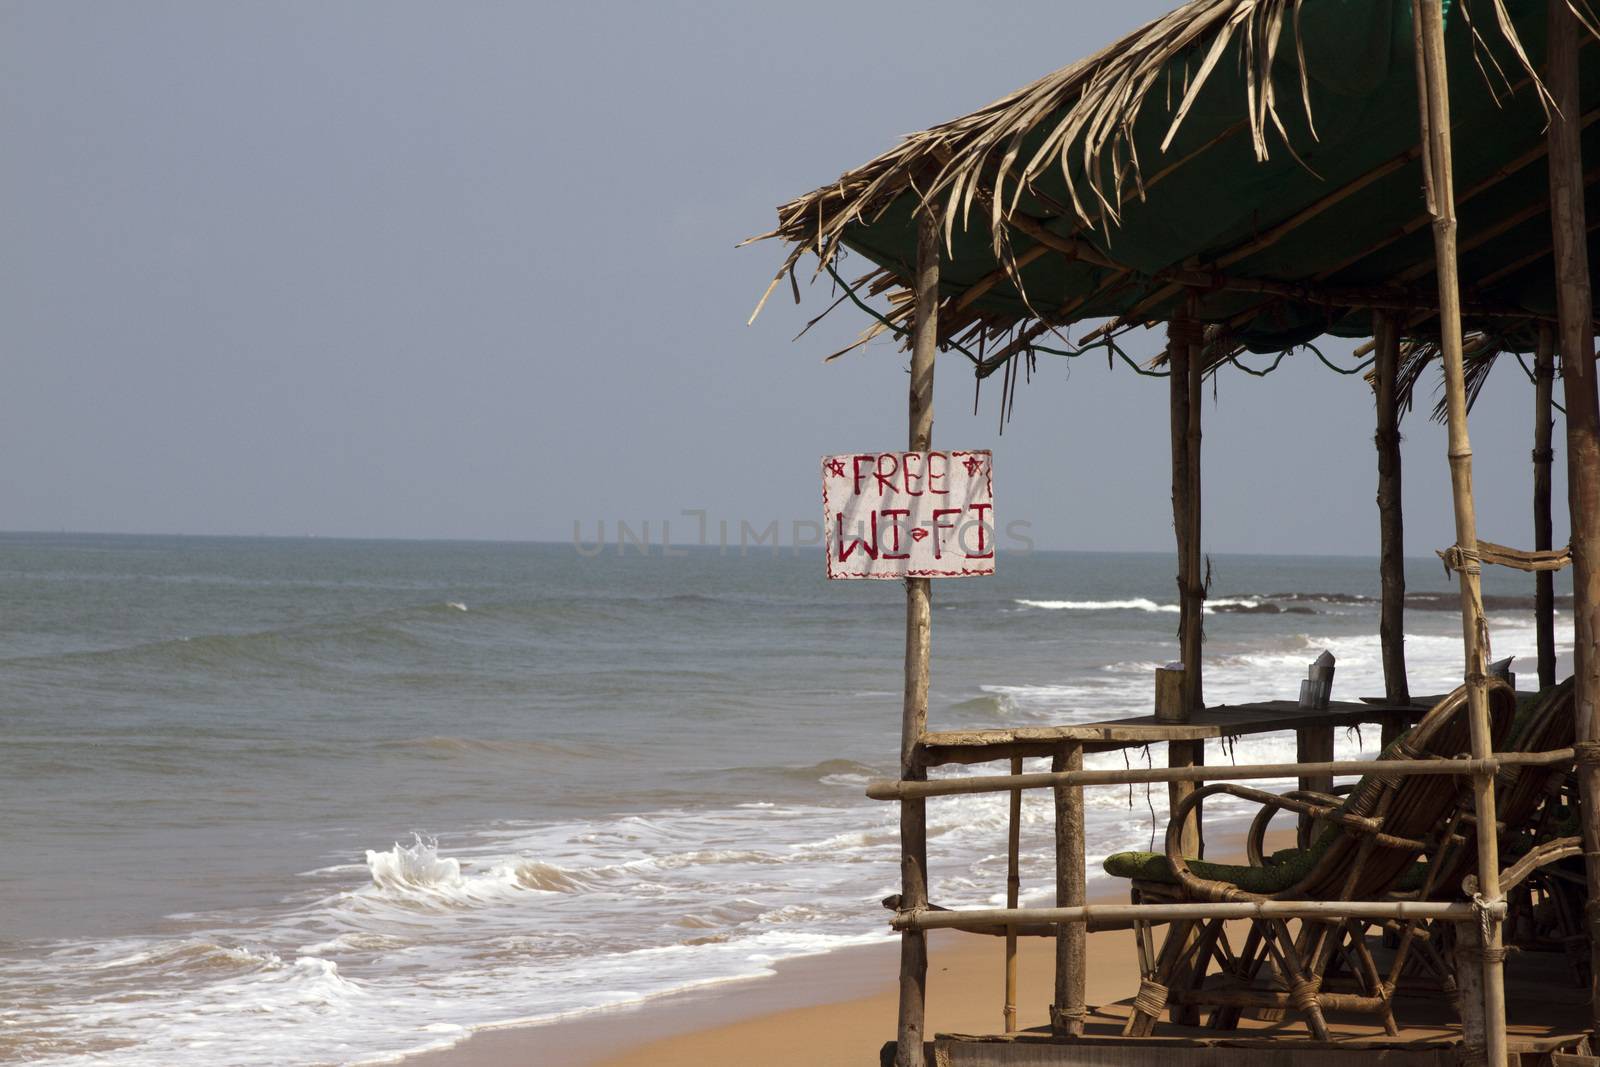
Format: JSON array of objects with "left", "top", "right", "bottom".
[{"left": 910, "top": 528, "right": 929, "bottom": 543}]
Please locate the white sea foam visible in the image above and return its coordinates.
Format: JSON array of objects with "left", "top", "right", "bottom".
[
  {"left": 1014, "top": 596, "right": 1266, "bottom": 614},
  {"left": 2, "top": 808, "right": 910, "bottom": 1066},
  {"left": 366, "top": 834, "right": 462, "bottom": 891},
  {"left": 1017, "top": 597, "right": 1177, "bottom": 612}
]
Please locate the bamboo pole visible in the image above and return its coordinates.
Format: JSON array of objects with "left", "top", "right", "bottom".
[
  {"left": 1545, "top": 0, "right": 1600, "bottom": 1035},
  {"left": 1167, "top": 988, "right": 1391, "bottom": 1013},
  {"left": 895, "top": 898, "right": 1502, "bottom": 931},
  {"left": 1412, "top": 7, "right": 1506, "bottom": 1065},
  {"left": 1295, "top": 726, "right": 1336, "bottom": 846},
  {"left": 1534, "top": 324, "right": 1557, "bottom": 690},
  {"left": 865, "top": 747, "right": 1572, "bottom": 801},
  {"left": 1185, "top": 309, "right": 1205, "bottom": 720},
  {"left": 1052, "top": 743, "right": 1087, "bottom": 1037},
  {"left": 1168, "top": 310, "right": 1204, "bottom": 858},
  {"left": 1169, "top": 320, "right": 1191, "bottom": 644},
  {"left": 1005, "top": 755, "right": 1021, "bottom": 1033},
  {"left": 1454, "top": 920, "right": 1488, "bottom": 1064},
  {"left": 1375, "top": 310, "right": 1411, "bottom": 729},
  {"left": 897, "top": 205, "right": 939, "bottom": 1067}
]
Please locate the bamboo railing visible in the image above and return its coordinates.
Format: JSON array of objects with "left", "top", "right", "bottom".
[
  {"left": 866, "top": 748, "right": 1575, "bottom": 801},
  {"left": 897, "top": 898, "right": 1501, "bottom": 931}
]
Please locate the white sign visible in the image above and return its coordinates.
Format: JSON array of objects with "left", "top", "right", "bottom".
[{"left": 821, "top": 450, "right": 995, "bottom": 579}]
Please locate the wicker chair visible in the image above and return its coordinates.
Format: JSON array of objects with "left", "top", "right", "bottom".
[
  {"left": 1439, "top": 679, "right": 1582, "bottom": 982},
  {"left": 1334, "top": 679, "right": 1581, "bottom": 1006},
  {"left": 1103, "top": 679, "right": 1516, "bottom": 1038}
]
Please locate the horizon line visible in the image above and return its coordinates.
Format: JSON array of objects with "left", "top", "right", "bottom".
[{"left": 0, "top": 528, "right": 1455, "bottom": 563}]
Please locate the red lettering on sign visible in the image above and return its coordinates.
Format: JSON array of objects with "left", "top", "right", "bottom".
[
  {"left": 851, "top": 455, "right": 875, "bottom": 497},
  {"left": 966, "top": 502, "right": 994, "bottom": 558},
  {"left": 879, "top": 508, "right": 910, "bottom": 559},
  {"left": 927, "top": 452, "right": 949, "bottom": 495},
  {"left": 931, "top": 508, "right": 961, "bottom": 560},
  {"left": 873, "top": 453, "right": 899, "bottom": 496},
  {"left": 902, "top": 452, "right": 924, "bottom": 496},
  {"left": 836, "top": 511, "right": 879, "bottom": 560}
]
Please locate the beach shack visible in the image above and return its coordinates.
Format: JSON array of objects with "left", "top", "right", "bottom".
[{"left": 749, "top": 1, "right": 1600, "bottom": 1065}]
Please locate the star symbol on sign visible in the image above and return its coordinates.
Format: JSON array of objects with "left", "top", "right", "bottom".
[
  {"left": 962, "top": 455, "right": 986, "bottom": 477},
  {"left": 824, "top": 458, "right": 846, "bottom": 478}
]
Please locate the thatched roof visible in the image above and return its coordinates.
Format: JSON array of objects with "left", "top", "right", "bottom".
[{"left": 749, "top": 0, "right": 1600, "bottom": 377}]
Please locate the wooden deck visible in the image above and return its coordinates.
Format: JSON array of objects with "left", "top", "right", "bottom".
[
  {"left": 885, "top": 1034, "right": 1590, "bottom": 1067},
  {"left": 920, "top": 699, "right": 1427, "bottom": 766},
  {"left": 876, "top": 939, "right": 1596, "bottom": 1066}
]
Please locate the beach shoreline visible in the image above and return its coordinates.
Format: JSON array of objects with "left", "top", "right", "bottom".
[
  {"left": 394, "top": 936, "right": 902, "bottom": 1066},
  {"left": 401, "top": 916, "right": 1138, "bottom": 1067},
  {"left": 402, "top": 824, "right": 1295, "bottom": 1067},
  {"left": 404, "top": 826, "right": 1294, "bottom": 1067}
]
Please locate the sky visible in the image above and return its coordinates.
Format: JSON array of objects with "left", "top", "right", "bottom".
[{"left": 0, "top": 0, "right": 1576, "bottom": 555}]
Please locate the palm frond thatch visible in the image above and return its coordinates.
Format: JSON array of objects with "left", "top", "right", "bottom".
[
  {"left": 1386, "top": 332, "right": 1506, "bottom": 423},
  {"left": 748, "top": 0, "right": 1556, "bottom": 344},
  {"left": 751, "top": 0, "right": 1313, "bottom": 309}
]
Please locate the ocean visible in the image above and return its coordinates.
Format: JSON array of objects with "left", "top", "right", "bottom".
[{"left": 0, "top": 533, "right": 1575, "bottom": 1065}]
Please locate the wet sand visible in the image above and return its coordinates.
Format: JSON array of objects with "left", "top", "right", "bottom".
[{"left": 404, "top": 903, "right": 1137, "bottom": 1066}]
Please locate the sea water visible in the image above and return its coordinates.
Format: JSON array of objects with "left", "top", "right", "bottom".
[{"left": 0, "top": 534, "right": 1575, "bottom": 1064}]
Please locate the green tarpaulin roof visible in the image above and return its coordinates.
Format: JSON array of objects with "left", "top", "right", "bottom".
[{"left": 752, "top": 0, "right": 1600, "bottom": 365}]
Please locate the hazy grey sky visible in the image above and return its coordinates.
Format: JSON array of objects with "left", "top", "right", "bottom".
[{"left": 0, "top": 1, "right": 1574, "bottom": 555}]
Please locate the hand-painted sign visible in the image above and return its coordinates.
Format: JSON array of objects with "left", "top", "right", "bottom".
[{"left": 822, "top": 451, "right": 995, "bottom": 579}]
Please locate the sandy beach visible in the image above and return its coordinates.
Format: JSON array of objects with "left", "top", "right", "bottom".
[{"left": 406, "top": 919, "right": 1138, "bottom": 1067}]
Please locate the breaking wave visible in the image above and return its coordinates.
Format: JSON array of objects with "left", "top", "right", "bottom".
[{"left": 1015, "top": 596, "right": 1279, "bottom": 614}]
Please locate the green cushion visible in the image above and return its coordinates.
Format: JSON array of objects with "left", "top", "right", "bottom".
[
  {"left": 1102, "top": 839, "right": 1427, "bottom": 893},
  {"left": 1269, "top": 845, "right": 1428, "bottom": 891},
  {"left": 1103, "top": 841, "right": 1325, "bottom": 895}
]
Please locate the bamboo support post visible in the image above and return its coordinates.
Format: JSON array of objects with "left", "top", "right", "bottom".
[
  {"left": 1168, "top": 309, "right": 1204, "bottom": 859},
  {"left": 1413, "top": 6, "right": 1506, "bottom": 1065},
  {"left": 896, "top": 204, "right": 939, "bottom": 1067},
  {"left": 1169, "top": 315, "right": 1190, "bottom": 702},
  {"left": 1005, "top": 756, "right": 1021, "bottom": 1033},
  {"left": 1375, "top": 310, "right": 1411, "bottom": 733},
  {"left": 1153, "top": 665, "right": 1186, "bottom": 722},
  {"left": 1534, "top": 324, "right": 1557, "bottom": 690},
  {"left": 1052, "top": 743, "right": 1086, "bottom": 1037},
  {"left": 1183, "top": 307, "right": 1205, "bottom": 719},
  {"left": 1295, "top": 725, "right": 1336, "bottom": 846},
  {"left": 1546, "top": 0, "right": 1600, "bottom": 1035},
  {"left": 1454, "top": 919, "right": 1488, "bottom": 1064}
]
